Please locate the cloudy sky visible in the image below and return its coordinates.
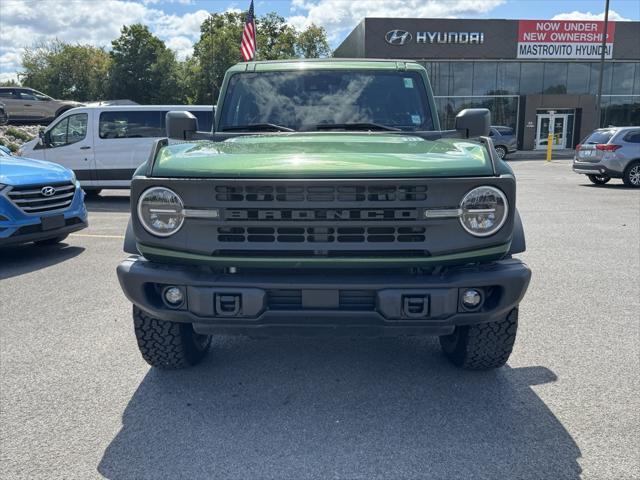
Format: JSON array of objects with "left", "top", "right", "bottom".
[{"left": 0, "top": 0, "right": 638, "bottom": 82}]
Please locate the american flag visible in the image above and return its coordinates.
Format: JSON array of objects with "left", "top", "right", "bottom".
[{"left": 240, "top": 0, "right": 256, "bottom": 61}]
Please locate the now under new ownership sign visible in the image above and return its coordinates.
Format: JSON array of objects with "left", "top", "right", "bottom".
[{"left": 517, "top": 20, "right": 615, "bottom": 59}]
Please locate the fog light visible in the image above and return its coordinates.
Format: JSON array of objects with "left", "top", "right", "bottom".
[
  {"left": 163, "top": 286, "right": 184, "bottom": 306},
  {"left": 462, "top": 289, "right": 482, "bottom": 309}
]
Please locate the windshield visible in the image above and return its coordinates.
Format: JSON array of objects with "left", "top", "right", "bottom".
[{"left": 218, "top": 70, "right": 433, "bottom": 132}]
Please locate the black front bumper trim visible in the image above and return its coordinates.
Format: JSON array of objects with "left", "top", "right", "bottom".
[{"left": 117, "top": 257, "right": 531, "bottom": 336}]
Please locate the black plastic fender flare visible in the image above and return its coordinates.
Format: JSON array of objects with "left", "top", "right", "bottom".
[
  {"left": 509, "top": 209, "right": 526, "bottom": 255},
  {"left": 123, "top": 218, "right": 139, "bottom": 254}
]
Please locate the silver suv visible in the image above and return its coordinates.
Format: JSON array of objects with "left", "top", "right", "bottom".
[
  {"left": 0, "top": 87, "right": 82, "bottom": 124},
  {"left": 573, "top": 127, "right": 640, "bottom": 187}
]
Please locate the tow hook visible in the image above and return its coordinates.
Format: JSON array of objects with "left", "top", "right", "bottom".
[
  {"left": 215, "top": 293, "right": 241, "bottom": 316},
  {"left": 402, "top": 295, "right": 429, "bottom": 319}
]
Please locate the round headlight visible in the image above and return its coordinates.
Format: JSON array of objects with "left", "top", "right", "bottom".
[
  {"left": 137, "top": 187, "right": 184, "bottom": 237},
  {"left": 459, "top": 186, "right": 508, "bottom": 237}
]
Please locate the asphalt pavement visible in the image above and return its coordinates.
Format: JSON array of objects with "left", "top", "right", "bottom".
[{"left": 1, "top": 159, "right": 638, "bottom": 479}]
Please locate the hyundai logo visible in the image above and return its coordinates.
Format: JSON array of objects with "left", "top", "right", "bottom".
[
  {"left": 41, "top": 186, "right": 56, "bottom": 197},
  {"left": 385, "top": 30, "right": 412, "bottom": 46}
]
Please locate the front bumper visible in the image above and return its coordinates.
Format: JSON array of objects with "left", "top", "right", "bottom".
[
  {"left": 0, "top": 183, "right": 88, "bottom": 246},
  {"left": 117, "top": 257, "right": 531, "bottom": 336}
]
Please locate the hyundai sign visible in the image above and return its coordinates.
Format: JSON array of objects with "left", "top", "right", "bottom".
[{"left": 385, "top": 30, "right": 484, "bottom": 46}]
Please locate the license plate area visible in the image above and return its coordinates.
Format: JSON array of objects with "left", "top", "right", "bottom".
[{"left": 41, "top": 215, "right": 65, "bottom": 231}]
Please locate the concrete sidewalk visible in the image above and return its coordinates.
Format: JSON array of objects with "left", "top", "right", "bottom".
[{"left": 507, "top": 149, "right": 575, "bottom": 160}]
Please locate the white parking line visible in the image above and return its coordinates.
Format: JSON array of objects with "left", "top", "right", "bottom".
[{"left": 70, "top": 233, "right": 125, "bottom": 239}]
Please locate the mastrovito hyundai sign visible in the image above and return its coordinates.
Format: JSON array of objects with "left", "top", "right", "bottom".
[{"left": 517, "top": 20, "right": 615, "bottom": 59}]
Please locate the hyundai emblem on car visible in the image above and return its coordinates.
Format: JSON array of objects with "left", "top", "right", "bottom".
[{"left": 41, "top": 186, "right": 56, "bottom": 197}]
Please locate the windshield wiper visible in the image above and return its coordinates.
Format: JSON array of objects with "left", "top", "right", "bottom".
[
  {"left": 221, "top": 123, "right": 295, "bottom": 132},
  {"left": 314, "top": 122, "right": 401, "bottom": 132}
]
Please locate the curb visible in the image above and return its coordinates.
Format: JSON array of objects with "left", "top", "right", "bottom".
[{"left": 506, "top": 150, "right": 575, "bottom": 161}]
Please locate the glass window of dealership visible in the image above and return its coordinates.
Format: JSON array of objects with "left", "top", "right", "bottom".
[{"left": 335, "top": 18, "right": 640, "bottom": 150}]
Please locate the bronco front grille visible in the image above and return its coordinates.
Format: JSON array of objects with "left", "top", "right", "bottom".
[
  {"left": 217, "top": 226, "right": 427, "bottom": 243},
  {"left": 204, "top": 180, "right": 432, "bottom": 249},
  {"left": 215, "top": 184, "right": 427, "bottom": 203},
  {"left": 7, "top": 181, "right": 76, "bottom": 214}
]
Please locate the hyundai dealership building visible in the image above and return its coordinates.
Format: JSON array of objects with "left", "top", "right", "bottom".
[{"left": 334, "top": 18, "right": 640, "bottom": 150}]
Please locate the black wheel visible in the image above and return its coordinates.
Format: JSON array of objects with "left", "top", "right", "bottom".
[
  {"left": 34, "top": 234, "right": 68, "bottom": 246},
  {"left": 494, "top": 145, "right": 507, "bottom": 160},
  {"left": 133, "top": 305, "right": 211, "bottom": 369},
  {"left": 83, "top": 188, "right": 102, "bottom": 198},
  {"left": 622, "top": 161, "right": 640, "bottom": 188},
  {"left": 587, "top": 174, "right": 611, "bottom": 185},
  {"left": 439, "top": 309, "right": 518, "bottom": 370},
  {"left": 54, "top": 107, "right": 71, "bottom": 118}
]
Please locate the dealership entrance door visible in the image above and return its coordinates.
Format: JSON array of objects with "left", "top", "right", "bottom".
[{"left": 535, "top": 113, "right": 570, "bottom": 150}]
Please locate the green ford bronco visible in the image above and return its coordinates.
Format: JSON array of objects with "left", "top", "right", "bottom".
[{"left": 117, "top": 59, "right": 531, "bottom": 370}]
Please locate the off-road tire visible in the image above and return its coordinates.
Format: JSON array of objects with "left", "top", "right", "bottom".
[
  {"left": 587, "top": 174, "right": 611, "bottom": 185},
  {"left": 622, "top": 161, "right": 640, "bottom": 188},
  {"left": 439, "top": 308, "right": 518, "bottom": 370},
  {"left": 34, "top": 234, "right": 68, "bottom": 246},
  {"left": 132, "top": 305, "right": 211, "bottom": 369},
  {"left": 494, "top": 145, "right": 507, "bottom": 160}
]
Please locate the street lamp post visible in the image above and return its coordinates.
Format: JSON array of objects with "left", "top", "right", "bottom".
[{"left": 595, "top": 0, "right": 611, "bottom": 129}]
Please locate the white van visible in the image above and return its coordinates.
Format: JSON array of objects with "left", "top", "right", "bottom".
[{"left": 19, "top": 105, "right": 214, "bottom": 191}]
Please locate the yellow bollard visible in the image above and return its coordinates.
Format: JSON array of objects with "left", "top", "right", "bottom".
[{"left": 546, "top": 133, "right": 553, "bottom": 162}]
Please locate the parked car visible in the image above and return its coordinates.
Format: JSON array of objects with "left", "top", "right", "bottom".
[
  {"left": 19, "top": 105, "right": 214, "bottom": 194},
  {"left": 0, "top": 87, "right": 82, "bottom": 124},
  {"left": 117, "top": 59, "right": 531, "bottom": 371},
  {"left": 573, "top": 126, "right": 640, "bottom": 187},
  {"left": 0, "top": 145, "right": 87, "bottom": 247},
  {"left": 489, "top": 126, "right": 517, "bottom": 159},
  {"left": 0, "top": 101, "right": 8, "bottom": 125}
]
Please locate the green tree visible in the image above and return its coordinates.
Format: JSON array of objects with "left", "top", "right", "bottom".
[
  {"left": 191, "top": 12, "right": 245, "bottom": 105},
  {"left": 295, "top": 24, "right": 332, "bottom": 58},
  {"left": 109, "top": 24, "right": 182, "bottom": 104},
  {"left": 20, "top": 40, "right": 110, "bottom": 101},
  {"left": 191, "top": 11, "right": 332, "bottom": 104},
  {"left": 256, "top": 13, "right": 297, "bottom": 60}
]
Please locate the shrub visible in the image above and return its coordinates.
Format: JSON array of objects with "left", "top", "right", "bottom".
[{"left": 6, "top": 127, "right": 34, "bottom": 142}]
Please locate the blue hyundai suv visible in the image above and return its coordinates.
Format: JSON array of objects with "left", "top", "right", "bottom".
[{"left": 0, "top": 145, "right": 87, "bottom": 246}]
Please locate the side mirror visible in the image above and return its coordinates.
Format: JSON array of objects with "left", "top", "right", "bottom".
[
  {"left": 455, "top": 108, "right": 491, "bottom": 138},
  {"left": 166, "top": 111, "right": 198, "bottom": 140},
  {"left": 38, "top": 128, "right": 45, "bottom": 145}
]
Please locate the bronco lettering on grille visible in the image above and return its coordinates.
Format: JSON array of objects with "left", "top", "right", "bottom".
[{"left": 225, "top": 208, "right": 419, "bottom": 221}]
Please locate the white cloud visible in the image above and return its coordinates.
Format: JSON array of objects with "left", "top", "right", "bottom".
[
  {"left": 153, "top": 9, "right": 211, "bottom": 40},
  {"left": 551, "top": 10, "right": 632, "bottom": 22},
  {"left": 0, "top": 71, "right": 19, "bottom": 83},
  {"left": 0, "top": 0, "right": 213, "bottom": 81},
  {"left": 288, "top": 0, "right": 506, "bottom": 40},
  {"left": 165, "top": 36, "right": 195, "bottom": 60},
  {"left": 142, "top": 0, "right": 195, "bottom": 5}
]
